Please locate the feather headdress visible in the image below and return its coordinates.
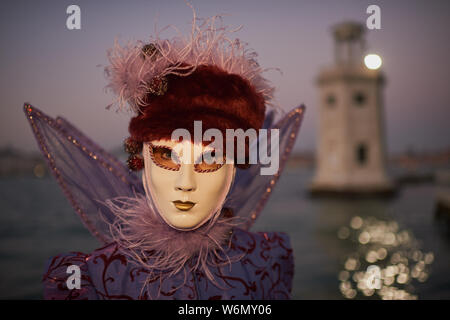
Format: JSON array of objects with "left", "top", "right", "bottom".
[{"left": 104, "top": 11, "right": 276, "bottom": 114}]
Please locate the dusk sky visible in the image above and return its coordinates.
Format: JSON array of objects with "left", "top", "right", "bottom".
[{"left": 1, "top": 0, "right": 449, "bottom": 154}]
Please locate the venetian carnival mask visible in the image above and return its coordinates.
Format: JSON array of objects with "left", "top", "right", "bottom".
[{"left": 142, "top": 139, "right": 235, "bottom": 231}]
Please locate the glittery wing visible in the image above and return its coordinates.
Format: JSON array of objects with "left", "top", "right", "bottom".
[
  {"left": 224, "top": 105, "right": 305, "bottom": 230},
  {"left": 24, "top": 103, "right": 144, "bottom": 244}
]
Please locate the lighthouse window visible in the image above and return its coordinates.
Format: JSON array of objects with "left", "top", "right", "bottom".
[
  {"left": 356, "top": 143, "right": 368, "bottom": 165},
  {"left": 326, "top": 94, "right": 336, "bottom": 107},
  {"left": 353, "top": 92, "right": 366, "bottom": 106}
]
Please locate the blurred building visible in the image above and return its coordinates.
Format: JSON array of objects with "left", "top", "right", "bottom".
[
  {"left": 310, "top": 22, "right": 395, "bottom": 195},
  {"left": 0, "top": 147, "right": 47, "bottom": 178}
]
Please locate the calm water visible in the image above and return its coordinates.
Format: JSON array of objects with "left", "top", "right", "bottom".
[{"left": 1, "top": 166, "right": 449, "bottom": 299}]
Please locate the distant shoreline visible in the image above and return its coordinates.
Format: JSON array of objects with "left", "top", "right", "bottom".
[{"left": 1, "top": 146, "right": 449, "bottom": 179}]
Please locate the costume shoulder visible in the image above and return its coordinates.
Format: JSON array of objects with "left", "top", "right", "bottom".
[
  {"left": 42, "top": 243, "right": 120, "bottom": 300},
  {"left": 224, "top": 228, "right": 295, "bottom": 299},
  {"left": 255, "top": 230, "right": 295, "bottom": 298}
]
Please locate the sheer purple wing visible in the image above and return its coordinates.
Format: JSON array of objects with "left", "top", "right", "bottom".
[
  {"left": 224, "top": 105, "right": 306, "bottom": 230},
  {"left": 24, "top": 103, "right": 144, "bottom": 244}
]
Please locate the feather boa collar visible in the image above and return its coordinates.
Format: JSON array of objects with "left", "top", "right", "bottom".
[{"left": 104, "top": 194, "right": 244, "bottom": 290}]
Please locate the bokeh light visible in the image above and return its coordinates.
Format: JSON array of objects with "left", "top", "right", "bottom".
[{"left": 337, "top": 216, "right": 434, "bottom": 300}]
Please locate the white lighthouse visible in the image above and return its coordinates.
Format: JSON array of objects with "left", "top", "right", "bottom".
[{"left": 310, "top": 21, "right": 395, "bottom": 195}]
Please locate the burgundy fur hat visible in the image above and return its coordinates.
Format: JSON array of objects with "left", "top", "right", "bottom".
[{"left": 129, "top": 64, "right": 265, "bottom": 143}]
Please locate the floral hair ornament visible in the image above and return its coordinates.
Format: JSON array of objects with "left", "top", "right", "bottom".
[
  {"left": 124, "top": 137, "right": 143, "bottom": 171},
  {"left": 141, "top": 43, "right": 168, "bottom": 96}
]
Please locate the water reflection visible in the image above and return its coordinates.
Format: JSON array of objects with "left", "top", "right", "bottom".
[{"left": 338, "top": 216, "right": 434, "bottom": 300}]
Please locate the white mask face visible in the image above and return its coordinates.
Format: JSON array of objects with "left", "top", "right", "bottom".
[{"left": 142, "top": 139, "right": 235, "bottom": 231}]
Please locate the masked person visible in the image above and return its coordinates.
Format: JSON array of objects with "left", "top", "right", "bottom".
[{"left": 26, "top": 14, "right": 305, "bottom": 299}]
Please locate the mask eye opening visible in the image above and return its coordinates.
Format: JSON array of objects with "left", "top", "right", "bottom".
[
  {"left": 193, "top": 149, "right": 226, "bottom": 173},
  {"left": 148, "top": 142, "right": 181, "bottom": 171}
]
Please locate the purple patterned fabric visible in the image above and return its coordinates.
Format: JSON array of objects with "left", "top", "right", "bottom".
[{"left": 43, "top": 228, "right": 293, "bottom": 300}]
